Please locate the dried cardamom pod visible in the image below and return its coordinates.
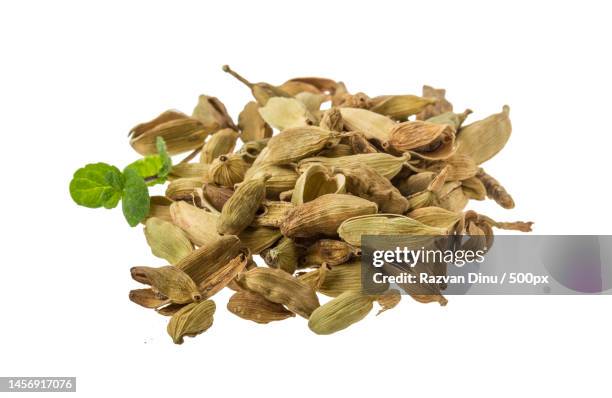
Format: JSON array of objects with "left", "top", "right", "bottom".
[
  {"left": 238, "top": 102, "right": 273, "bottom": 142},
  {"left": 348, "top": 131, "right": 379, "bottom": 154},
  {"left": 145, "top": 196, "right": 173, "bottom": 223},
  {"left": 192, "top": 95, "right": 236, "bottom": 132},
  {"left": 217, "top": 174, "right": 269, "bottom": 235},
  {"left": 130, "top": 265, "right": 201, "bottom": 304},
  {"left": 222, "top": 65, "right": 291, "bottom": 105},
  {"left": 409, "top": 294, "right": 448, "bottom": 305},
  {"left": 238, "top": 226, "right": 282, "bottom": 254},
  {"left": 384, "top": 121, "right": 456, "bottom": 160},
  {"left": 408, "top": 206, "right": 463, "bottom": 230},
  {"left": 416, "top": 85, "right": 453, "bottom": 120},
  {"left": 299, "top": 259, "right": 388, "bottom": 297},
  {"left": 168, "top": 163, "right": 210, "bottom": 180},
  {"left": 225, "top": 255, "right": 258, "bottom": 293},
  {"left": 476, "top": 168, "right": 515, "bottom": 209},
  {"left": 252, "top": 200, "right": 294, "bottom": 228},
  {"left": 254, "top": 126, "right": 344, "bottom": 166},
  {"left": 132, "top": 112, "right": 210, "bottom": 156},
  {"left": 337, "top": 92, "right": 372, "bottom": 108},
  {"left": 370, "top": 95, "right": 437, "bottom": 120},
  {"left": 438, "top": 181, "right": 469, "bottom": 212},
  {"left": 281, "top": 194, "right": 378, "bottom": 238},
  {"left": 460, "top": 219, "right": 491, "bottom": 253},
  {"left": 208, "top": 153, "right": 251, "bottom": 187},
  {"left": 167, "top": 300, "right": 216, "bottom": 344},
  {"left": 332, "top": 164, "right": 409, "bottom": 214},
  {"left": 197, "top": 252, "right": 248, "bottom": 299},
  {"left": 175, "top": 235, "right": 242, "bottom": 287},
  {"left": 396, "top": 171, "right": 436, "bottom": 196},
  {"left": 302, "top": 239, "right": 359, "bottom": 267},
  {"left": 330, "top": 81, "right": 349, "bottom": 106},
  {"left": 192, "top": 188, "right": 218, "bottom": 215},
  {"left": 156, "top": 303, "right": 186, "bottom": 316},
  {"left": 165, "top": 177, "right": 205, "bottom": 202},
  {"left": 292, "top": 164, "right": 346, "bottom": 205},
  {"left": 235, "top": 267, "right": 320, "bottom": 318},
  {"left": 295, "top": 92, "right": 329, "bottom": 113},
  {"left": 298, "top": 263, "right": 330, "bottom": 290},
  {"left": 461, "top": 176, "right": 487, "bottom": 200},
  {"left": 319, "top": 107, "right": 344, "bottom": 131},
  {"left": 144, "top": 217, "right": 193, "bottom": 264},
  {"left": 238, "top": 138, "right": 269, "bottom": 162},
  {"left": 169, "top": 201, "right": 220, "bottom": 246},
  {"left": 262, "top": 237, "right": 304, "bottom": 274},
  {"left": 129, "top": 110, "right": 186, "bottom": 138},
  {"left": 317, "top": 143, "right": 354, "bottom": 158},
  {"left": 202, "top": 183, "right": 233, "bottom": 212},
  {"left": 407, "top": 189, "right": 437, "bottom": 210},
  {"left": 281, "top": 82, "right": 324, "bottom": 97},
  {"left": 406, "top": 166, "right": 449, "bottom": 210},
  {"left": 129, "top": 288, "right": 169, "bottom": 309},
  {"left": 308, "top": 291, "right": 374, "bottom": 335},
  {"left": 424, "top": 154, "right": 477, "bottom": 181},
  {"left": 227, "top": 290, "right": 295, "bottom": 324},
  {"left": 455, "top": 105, "right": 511, "bottom": 165},
  {"left": 200, "top": 128, "right": 240, "bottom": 164},
  {"left": 426, "top": 109, "right": 472, "bottom": 130},
  {"left": 259, "top": 97, "right": 317, "bottom": 130},
  {"left": 375, "top": 290, "right": 401, "bottom": 315},
  {"left": 280, "top": 76, "right": 340, "bottom": 96},
  {"left": 243, "top": 164, "right": 298, "bottom": 199},
  {"left": 339, "top": 107, "right": 396, "bottom": 143},
  {"left": 298, "top": 153, "right": 411, "bottom": 180},
  {"left": 338, "top": 214, "right": 446, "bottom": 247}
]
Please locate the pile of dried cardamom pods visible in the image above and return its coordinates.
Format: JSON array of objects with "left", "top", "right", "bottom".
[{"left": 114, "top": 66, "right": 533, "bottom": 342}]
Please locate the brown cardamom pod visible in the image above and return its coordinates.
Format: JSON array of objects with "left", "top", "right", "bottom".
[
  {"left": 192, "top": 95, "right": 236, "bottom": 132},
  {"left": 476, "top": 168, "right": 515, "bottom": 209},
  {"left": 262, "top": 237, "right": 304, "bottom": 274},
  {"left": 416, "top": 85, "right": 453, "bottom": 120},
  {"left": 130, "top": 265, "right": 201, "bottom": 304},
  {"left": 281, "top": 194, "right": 378, "bottom": 238},
  {"left": 302, "top": 239, "right": 359, "bottom": 267},
  {"left": 208, "top": 153, "right": 251, "bottom": 187},
  {"left": 332, "top": 164, "right": 409, "bottom": 214},
  {"left": 235, "top": 267, "right": 320, "bottom": 318},
  {"left": 167, "top": 300, "right": 216, "bottom": 344},
  {"left": 222, "top": 65, "right": 291, "bottom": 105},
  {"left": 238, "top": 101, "right": 273, "bottom": 142},
  {"left": 217, "top": 174, "right": 269, "bottom": 235},
  {"left": 129, "top": 111, "right": 209, "bottom": 156},
  {"left": 227, "top": 291, "right": 295, "bottom": 324},
  {"left": 200, "top": 128, "right": 239, "bottom": 164}
]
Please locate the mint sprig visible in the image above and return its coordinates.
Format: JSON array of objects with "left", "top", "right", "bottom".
[
  {"left": 124, "top": 137, "right": 172, "bottom": 186},
  {"left": 122, "top": 168, "right": 151, "bottom": 227},
  {"left": 69, "top": 137, "right": 172, "bottom": 226},
  {"left": 69, "top": 163, "right": 124, "bottom": 209}
]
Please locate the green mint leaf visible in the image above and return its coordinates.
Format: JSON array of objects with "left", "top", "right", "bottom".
[
  {"left": 121, "top": 168, "right": 150, "bottom": 227},
  {"left": 124, "top": 156, "right": 165, "bottom": 186},
  {"left": 123, "top": 137, "right": 172, "bottom": 186},
  {"left": 156, "top": 137, "right": 172, "bottom": 178},
  {"left": 69, "top": 163, "right": 124, "bottom": 209}
]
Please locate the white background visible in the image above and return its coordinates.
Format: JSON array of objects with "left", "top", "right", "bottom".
[{"left": 1, "top": 1, "right": 611, "bottom": 396}]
